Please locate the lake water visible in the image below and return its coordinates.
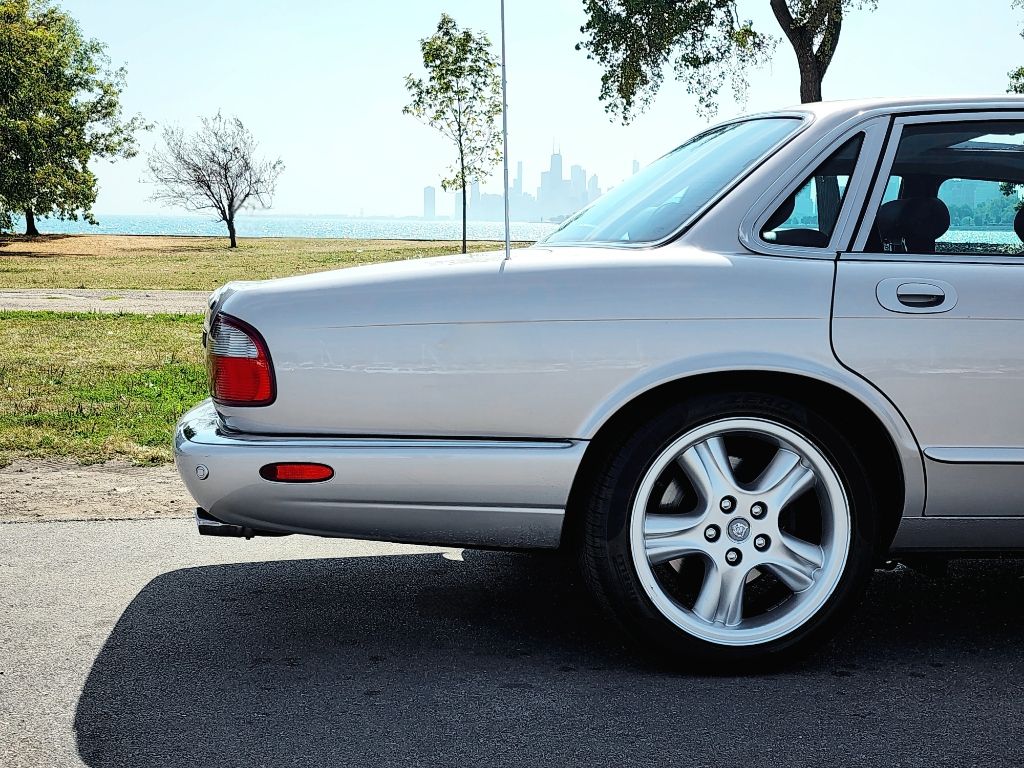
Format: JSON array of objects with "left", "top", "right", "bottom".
[
  {"left": 11, "top": 214, "right": 1020, "bottom": 248},
  {"left": 940, "top": 228, "right": 1021, "bottom": 244},
  {"left": 17, "top": 214, "right": 559, "bottom": 242}
]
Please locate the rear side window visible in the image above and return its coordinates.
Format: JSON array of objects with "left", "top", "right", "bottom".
[
  {"left": 861, "top": 120, "right": 1024, "bottom": 255},
  {"left": 761, "top": 134, "right": 864, "bottom": 249},
  {"left": 542, "top": 117, "right": 801, "bottom": 246}
]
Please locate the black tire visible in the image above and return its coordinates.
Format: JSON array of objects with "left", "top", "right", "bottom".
[{"left": 578, "top": 390, "right": 878, "bottom": 668}]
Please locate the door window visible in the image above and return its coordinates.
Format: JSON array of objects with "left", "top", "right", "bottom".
[
  {"left": 860, "top": 120, "right": 1024, "bottom": 255},
  {"left": 760, "top": 134, "right": 864, "bottom": 249}
]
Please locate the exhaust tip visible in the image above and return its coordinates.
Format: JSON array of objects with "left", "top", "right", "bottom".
[
  {"left": 195, "top": 508, "right": 290, "bottom": 539},
  {"left": 195, "top": 507, "right": 251, "bottom": 537}
]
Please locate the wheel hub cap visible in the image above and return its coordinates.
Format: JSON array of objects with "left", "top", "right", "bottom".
[{"left": 727, "top": 517, "right": 751, "bottom": 542}]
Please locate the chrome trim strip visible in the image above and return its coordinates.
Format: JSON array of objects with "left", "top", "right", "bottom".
[
  {"left": 181, "top": 401, "right": 577, "bottom": 450},
  {"left": 924, "top": 447, "right": 1024, "bottom": 465},
  {"left": 215, "top": 431, "right": 577, "bottom": 451}
]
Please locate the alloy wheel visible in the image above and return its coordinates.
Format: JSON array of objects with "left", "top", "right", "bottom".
[{"left": 629, "top": 417, "right": 851, "bottom": 646}]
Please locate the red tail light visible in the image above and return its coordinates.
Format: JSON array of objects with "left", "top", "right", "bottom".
[
  {"left": 260, "top": 463, "right": 334, "bottom": 482},
  {"left": 207, "top": 313, "right": 275, "bottom": 407}
]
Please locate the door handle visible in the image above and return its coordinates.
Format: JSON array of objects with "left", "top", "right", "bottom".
[
  {"left": 875, "top": 278, "right": 957, "bottom": 314},
  {"left": 896, "top": 282, "right": 945, "bottom": 308}
]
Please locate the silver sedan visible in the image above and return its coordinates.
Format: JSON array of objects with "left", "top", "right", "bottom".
[{"left": 175, "top": 97, "right": 1024, "bottom": 664}]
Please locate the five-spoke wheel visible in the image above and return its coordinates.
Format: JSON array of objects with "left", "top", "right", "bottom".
[
  {"left": 630, "top": 417, "right": 849, "bottom": 646},
  {"left": 579, "top": 392, "right": 876, "bottom": 665}
]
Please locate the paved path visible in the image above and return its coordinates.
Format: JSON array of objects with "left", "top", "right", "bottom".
[
  {"left": 2, "top": 518, "right": 1023, "bottom": 767},
  {"left": 0, "top": 288, "right": 207, "bottom": 314}
]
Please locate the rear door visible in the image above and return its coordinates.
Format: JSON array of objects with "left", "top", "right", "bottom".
[{"left": 833, "top": 112, "right": 1024, "bottom": 517}]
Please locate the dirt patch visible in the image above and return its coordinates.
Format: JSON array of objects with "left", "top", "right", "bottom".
[{"left": 0, "top": 459, "right": 192, "bottom": 523}]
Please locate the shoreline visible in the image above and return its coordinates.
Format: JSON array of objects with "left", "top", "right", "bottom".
[{"left": 1, "top": 232, "right": 520, "bottom": 243}]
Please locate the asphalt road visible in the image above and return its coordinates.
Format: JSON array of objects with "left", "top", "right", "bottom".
[{"left": 2, "top": 519, "right": 1023, "bottom": 768}]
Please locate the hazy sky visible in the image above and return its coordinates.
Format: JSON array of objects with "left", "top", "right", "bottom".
[{"left": 61, "top": 0, "right": 1024, "bottom": 218}]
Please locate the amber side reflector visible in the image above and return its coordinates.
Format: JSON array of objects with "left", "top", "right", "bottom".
[{"left": 259, "top": 463, "right": 334, "bottom": 483}]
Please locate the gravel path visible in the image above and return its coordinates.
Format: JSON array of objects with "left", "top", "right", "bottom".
[
  {"left": 0, "top": 460, "right": 191, "bottom": 522},
  {"left": 0, "top": 288, "right": 207, "bottom": 314}
]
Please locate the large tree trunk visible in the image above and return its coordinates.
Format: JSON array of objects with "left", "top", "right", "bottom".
[
  {"left": 797, "top": 55, "right": 823, "bottom": 103},
  {"left": 770, "top": 0, "right": 839, "bottom": 105},
  {"left": 24, "top": 207, "right": 39, "bottom": 237},
  {"left": 227, "top": 218, "right": 237, "bottom": 249}
]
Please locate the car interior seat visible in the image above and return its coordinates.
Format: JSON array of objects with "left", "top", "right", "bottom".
[
  {"left": 760, "top": 194, "right": 830, "bottom": 248},
  {"left": 875, "top": 197, "right": 950, "bottom": 254}
]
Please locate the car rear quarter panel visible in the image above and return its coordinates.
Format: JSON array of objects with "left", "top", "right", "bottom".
[{"left": 217, "top": 248, "right": 837, "bottom": 440}]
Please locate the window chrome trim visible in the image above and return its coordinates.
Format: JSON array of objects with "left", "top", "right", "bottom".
[
  {"left": 537, "top": 111, "right": 813, "bottom": 251},
  {"left": 925, "top": 447, "right": 1024, "bottom": 465},
  {"left": 848, "top": 110, "right": 1024, "bottom": 256},
  {"left": 739, "top": 116, "right": 890, "bottom": 260},
  {"left": 837, "top": 252, "right": 1024, "bottom": 266}
]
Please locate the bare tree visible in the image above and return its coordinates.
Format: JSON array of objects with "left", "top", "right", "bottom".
[{"left": 147, "top": 113, "right": 283, "bottom": 248}]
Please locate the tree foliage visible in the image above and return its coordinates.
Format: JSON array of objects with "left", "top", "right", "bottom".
[
  {"left": 578, "top": 0, "right": 877, "bottom": 123},
  {"left": 404, "top": 13, "right": 502, "bottom": 254},
  {"left": 1010, "top": 0, "right": 1024, "bottom": 94},
  {"left": 0, "top": 0, "right": 148, "bottom": 234},
  {"left": 577, "top": 1, "right": 773, "bottom": 121},
  {"left": 147, "top": 113, "right": 284, "bottom": 248}
]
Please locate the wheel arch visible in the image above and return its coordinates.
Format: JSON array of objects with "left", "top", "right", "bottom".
[{"left": 563, "top": 368, "right": 923, "bottom": 556}]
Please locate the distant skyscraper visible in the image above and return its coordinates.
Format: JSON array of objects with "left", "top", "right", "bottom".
[
  {"left": 550, "top": 151, "right": 563, "bottom": 183},
  {"left": 632, "top": 159, "right": 640, "bottom": 175},
  {"left": 423, "top": 186, "right": 436, "bottom": 220},
  {"left": 587, "top": 174, "right": 601, "bottom": 203},
  {"left": 470, "top": 180, "right": 481, "bottom": 211},
  {"left": 513, "top": 161, "right": 523, "bottom": 196},
  {"left": 570, "top": 164, "right": 586, "bottom": 198}
]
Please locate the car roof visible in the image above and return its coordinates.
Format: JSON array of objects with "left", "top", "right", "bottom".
[{"left": 771, "top": 96, "right": 1024, "bottom": 121}]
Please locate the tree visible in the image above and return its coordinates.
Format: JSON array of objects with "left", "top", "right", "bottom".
[
  {"left": 147, "top": 113, "right": 283, "bottom": 248},
  {"left": 0, "top": 0, "right": 148, "bottom": 235},
  {"left": 1009, "top": 0, "right": 1024, "bottom": 93},
  {"left": 577, "top": 0, "right": 877, "bottom": 123},
  {"left": 404, "top": 13, "right": 502, "bottom": 254}
]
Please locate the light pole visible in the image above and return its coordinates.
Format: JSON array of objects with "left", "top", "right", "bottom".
[{"left": 499, "top": 0, "right": 511, "bottom": 262}]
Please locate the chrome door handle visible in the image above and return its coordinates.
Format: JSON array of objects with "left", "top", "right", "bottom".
[
  {"left": 896, "top": 282, "right": 945, "bottom": 308},
  {"left": 876, "top": 278, "right": 957, "bottom": 314}
]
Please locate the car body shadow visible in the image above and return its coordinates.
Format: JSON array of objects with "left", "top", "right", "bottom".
[{"left": 74, "top": 552, "right": 1024, "bottom": 767}]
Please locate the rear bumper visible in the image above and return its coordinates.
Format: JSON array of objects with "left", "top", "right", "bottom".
[{"left": 173, "top": 400, "right": 584, "bottom": 549}]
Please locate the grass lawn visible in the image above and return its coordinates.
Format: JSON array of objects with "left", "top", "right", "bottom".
[
  {"left": 0, "top": 234, "right": 524, "bottom": 290},
  {"left": 0, "top": 311, "right": 206, "bottom": 465}
]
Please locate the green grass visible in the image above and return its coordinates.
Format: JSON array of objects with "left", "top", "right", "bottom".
[
  {"left": 0, "top": 235, "right": 525, "bottom": 290},
  {"left": 0, "top": 311, "right": 206, "bottom": 464}
]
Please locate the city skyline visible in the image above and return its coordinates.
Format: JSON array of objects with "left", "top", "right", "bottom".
[{"left": 426, "top": 148, "right": 630, "bottom": 223}]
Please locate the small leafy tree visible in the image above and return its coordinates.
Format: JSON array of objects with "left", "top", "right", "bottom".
[
  {"left": 577, "top": 0, "right": 877, "bottom": 123},
  {"left": 404, "top": 13, "right": 502, "bottom": 254},
  {"left": 0, "top": 0, "right": 148, "bottom": 235},
  {"left": 1009, "top": 0, "right": 1024, "bottom": 93},
  {"left": 147, "top": 113, "right": 283, "bottom": 248}
]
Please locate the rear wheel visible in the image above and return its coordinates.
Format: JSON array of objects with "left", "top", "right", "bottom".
[{"left": 580, "top": 392, "right": 877, "bottom": 665}]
